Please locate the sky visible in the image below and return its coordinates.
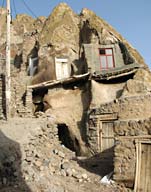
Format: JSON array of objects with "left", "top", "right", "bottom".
[{"left": 2, "top": 0, "right": 151, "bottom": 68}]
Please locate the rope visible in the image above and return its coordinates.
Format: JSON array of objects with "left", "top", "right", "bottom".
[
  {"left": 22, "top": 0, "right": 38, "bottom": 18},
  {"left": 12, "top": 0, "right": 17, "bottom": 17},
  {"left": 21, "top": 0, "right": 42, "bottom": 24}
]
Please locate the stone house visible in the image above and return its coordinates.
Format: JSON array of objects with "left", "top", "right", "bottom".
[
  {"left": 84, "top": 41, "right": 151, "bottom": 190},
  {"left": 27, "top": 38, "right": 151, "bottom": 190},
  {"left": 83, "top": 42, "right": 140, "bottom": 79}
]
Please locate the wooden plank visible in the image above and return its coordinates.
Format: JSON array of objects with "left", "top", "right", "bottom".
[
  {"left": 135, "top": 142, "right": 151, "bottom": 192},
  {"left": 98, "top": 120, "right": 102, "bottom": 152},
  {"left": 101, "top": 122, "right": 114, "bottom": 152},
  {"left": 134, "top": 142, "right": 139, "bottom": 192},
  {"left": 138, "top": 142, "right": 142, "bottom": 192},
  {"left": 90, "top": 113, "right": 118, "bottom": 120},
  {"left": 118, "top": 135, "right": 151, "bottom": 140},
  {"left": 106, "top": 69, "right": 138, "bottom": 80},
  {"left": 145, "top": 144, "right": 151, "bottom": 191}
]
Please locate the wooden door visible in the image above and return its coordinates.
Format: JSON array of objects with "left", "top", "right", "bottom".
[
  {"left": 100, "top": 121, "right": 115, "bottom": 152},
  {"left": 135, "top": 142, "right": 151, "bottom": 192}
]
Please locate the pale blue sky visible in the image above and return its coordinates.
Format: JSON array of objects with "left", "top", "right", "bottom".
[{"left": 2, "top": 0, "right": 151, "bottom": 67}]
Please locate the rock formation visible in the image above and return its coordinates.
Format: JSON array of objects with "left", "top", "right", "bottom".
[{"left": 0, "top": 3, "right": 151, "bottom": 191}]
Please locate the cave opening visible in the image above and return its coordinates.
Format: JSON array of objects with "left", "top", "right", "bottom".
[
  {"left": 32, "top": 88, "right": 48, "bottom": 113},
  {"left": 57, "top": 124, "right": 76, "bottom": 152}
]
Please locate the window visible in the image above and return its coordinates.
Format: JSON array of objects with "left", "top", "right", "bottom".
[
  {"left": 99, "top": 48, "right": 114, "bottom": 70},
  {"left": 55, "top": 58, "right": 70, "bottom": 80}
]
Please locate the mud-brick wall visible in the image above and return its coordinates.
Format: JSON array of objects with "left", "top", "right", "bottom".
[
  {"left": 118, "top": 94, "right": 151, "bottom": 119},
  {"left": 93, "top": 95, "right": 151, "bottom": 188},
  {"left": 113, "top": 118, "right": 151, "bottom": 188},
  {"left": 114, "top": 118, "right": 151, "bottom": 136},
  {"left": 114, "top": 138, "right": 136, "bottom": 188},
  {"left": 98, "top": 94, "right": 151, "bottom": 120},
  {"left": 11, "top": 69, "right": 33, "bottom": 117},
  {"left": 87, "top": 117, "right": 100, "bottom": 153}
]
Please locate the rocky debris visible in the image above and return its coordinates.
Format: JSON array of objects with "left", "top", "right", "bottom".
[{"left": 0, "top": 117, "right": 125, "bottom": 192}]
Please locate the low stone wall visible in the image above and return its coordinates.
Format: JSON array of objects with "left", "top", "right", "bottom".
[
  {"left": 87, "top": 117, "right": 99, "bottom": 153},
  {"left": 11, "top": 69, "right": 33, "bottom": 117},
  {"left": 114, "top": 118, "right": 151, "bottom": 136},
  {"left": 15, "top": 88, "right": 33, "bottom": 117}
]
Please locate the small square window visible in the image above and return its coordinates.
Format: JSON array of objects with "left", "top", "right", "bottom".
[{"left": 99, "top": 49, "right": 105, "bottom": 55}]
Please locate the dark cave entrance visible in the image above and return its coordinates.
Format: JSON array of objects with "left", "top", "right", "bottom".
[
  {"left": 32, "top": 88, "right": 48, "bottom": 113},
  {"left": 57, "top": 124, "right": 76, "bottom": 152}
]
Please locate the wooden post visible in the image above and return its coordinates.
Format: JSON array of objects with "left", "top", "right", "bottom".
[{"left": 6, "top": 0, "right": 11, "bottom": 119}]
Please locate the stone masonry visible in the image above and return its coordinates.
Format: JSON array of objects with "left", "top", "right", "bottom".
[{"left": 87, "top": 94, "right": 151, "bottom": 188}]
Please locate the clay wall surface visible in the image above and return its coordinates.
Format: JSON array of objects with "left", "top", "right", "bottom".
[
  {"left": 91, "top": 80, "right": 125, "bottom": 107},
  {"left": 43, "top": 82, "right": 91, "bottom": 155}
]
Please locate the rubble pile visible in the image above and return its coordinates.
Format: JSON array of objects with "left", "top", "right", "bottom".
[{"left": 0, "top": 115, "right": 127, "bottom": 192}]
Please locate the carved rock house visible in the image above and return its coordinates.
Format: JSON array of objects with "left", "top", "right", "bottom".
[{"left": 0, "top": 3, "right": 151, "bottom": 191}]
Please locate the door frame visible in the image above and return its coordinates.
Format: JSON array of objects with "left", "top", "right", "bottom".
[
  {"left": 99, "top": 120, "right": 115, "bottom": 152},
  {"left": 134, "top": 140, "right": 151, "bottom": 192}
]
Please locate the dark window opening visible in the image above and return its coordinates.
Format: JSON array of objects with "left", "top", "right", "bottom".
[
  {"left": 57, "top": 124, "right": 76, "bottom": 152},
  {"left": 99, "top": 49, "right": 105, "bottom": 55},
  {"left": 27, "top": 41, "right": 40, "bottom": 76},
  {"left": 99, "top": 48, "right": 115, "bottom": 70}
]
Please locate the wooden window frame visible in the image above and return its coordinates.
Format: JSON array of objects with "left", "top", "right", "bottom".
[{"left": 99, "top": 48, "right": 115, "bottom": 70}]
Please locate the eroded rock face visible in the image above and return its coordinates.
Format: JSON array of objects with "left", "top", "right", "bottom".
[
  {"left": 43, "top": 83, "right": 91, "bottom": 155},
  {"left": 0, "top": 8, "right": 7, "bottom": 48},
  {"left": 39, "top": 3, "right": 80, "bottom": 54},
  {"left": 0, "top": 3, "right": 147, "bottom": 78},
  {"left": 32, "top": 3, "right": 147, "bottom": 84},
  {"left": 80, "top": 8, "right": 145, "bottom": 65},
  {"left": 122, "top": 69, "right": 151, "bottom": 96}
]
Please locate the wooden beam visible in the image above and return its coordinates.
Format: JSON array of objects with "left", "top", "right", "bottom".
[
  {"left": 134, "top": 142, "right": 139, "bottom": 192},
  {"left": 117, "top": 135, "right": 151, "bottom": 140},
  {"left": 106, "top": 69, "right": 138, "bottom": 80},
  {"left": 28, "top": 72, "right": 90, "bottom": 89}
]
